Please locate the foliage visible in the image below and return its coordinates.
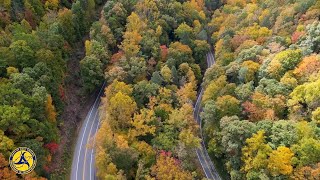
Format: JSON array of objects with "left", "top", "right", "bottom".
[
  {"left": 150, "top": 153, "right": 193, "bottom": 180},
  {"left": 0, "top": 0, "right": 107, "bottom": 177},
  {"left": 201, "top": 0, "right": 320, "bottom": 178},
  {"left": 80, "top": 55, "right": 104, "bottom": 92}
]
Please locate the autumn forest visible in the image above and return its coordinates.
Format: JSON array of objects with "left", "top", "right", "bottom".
[{"left": 0, "top": 0, "right": 319, "bottom": 179}]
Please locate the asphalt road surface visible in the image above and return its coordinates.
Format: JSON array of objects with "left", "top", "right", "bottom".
[
  {"left": 193, "top": 51, "right": 222, "bottom": 180},
  {"left": 71, "top": 52, "right": 221, "bottom": 180},
  {"left": 71, "top": 82, "right": 105, "bottom": 180}
]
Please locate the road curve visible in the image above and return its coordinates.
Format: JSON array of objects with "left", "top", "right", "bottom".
[
  {"left": 194, "top": 51, "right": 222, "bottom": 180},
  {"left": 70, "top": 52, "right": 220, "bottom": 180},
  {"left": 71, "top": 82, "right": 105, "bottom": 180}
]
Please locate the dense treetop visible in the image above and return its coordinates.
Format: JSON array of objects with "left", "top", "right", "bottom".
[
  {"left": 0, "top": 0, "right": 106, "bottom": 178},
  {"left": 201, "top": 0, "right": 320, "bottom": 179},
  {"left": 86, "top": 0, "right": 214, "bottom": 179}
]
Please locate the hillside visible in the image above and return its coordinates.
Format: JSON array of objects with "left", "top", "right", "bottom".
[
  {"left": 202, "top": 0, "right": 320, "bottom": 179},
  {"left": 0, "top": 0, "right": 319, "bottom": 179},
  {"left": 0, "top": 0, "right": 106, "bottom": 178}
]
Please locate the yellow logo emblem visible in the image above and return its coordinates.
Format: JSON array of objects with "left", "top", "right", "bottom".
[{"left": 9, "top": 147, "right": 37, "bottom": 174}]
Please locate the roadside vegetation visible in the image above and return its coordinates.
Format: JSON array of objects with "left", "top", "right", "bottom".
[
  {"left": 202, "top": 0, "right": 320, "bottom": 179},
  {"left": 84, "top": 0, "right": 217, "bottom": 179},
  {"left": 1, "top": 0, "right": 319, "bottom": 179},
  {"left": 0, "top": 0, "right": 106, "bottom": 178}
]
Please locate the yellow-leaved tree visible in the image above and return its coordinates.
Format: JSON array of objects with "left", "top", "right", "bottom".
[
  {"left": 107, "top": 92, "right": 137, "bottom": 130},
  {"left": 241, "top": 131, "right": 272, "bottom": 174},
  {"left": 151, "top": 154, "right": 193, "bottom": 180},
  {"left": 128, "top": 109, "right": 156, "bottom": 140},
  {"left": 45, "top": 95, "right": 57, "bottom": 123},
  {"left": 268, "top": 146, "right": 294, "bottom": 176}
]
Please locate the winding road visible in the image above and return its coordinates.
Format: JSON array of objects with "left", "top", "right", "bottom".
[
  {"left": 71, "top": 51, "right": 221, "bottom": 180},
  {"left": 71, "top": 82, "right": 105, "bottom": 180},
  {"left": 193, "top": 51, "right": 222, "bottom": 180}
]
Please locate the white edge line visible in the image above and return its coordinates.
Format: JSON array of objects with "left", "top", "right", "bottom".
[
  {"left": 83, "top": 105, "right": 100, "bottom": 179},
  {"left": 196, "top": 149, "right": 210, "bottom": 178},
  {"left": 89, "top": 111, "right": 102, "bottom": 180},
  {"left": 75, "top": 83, "right": 105, "bottom": 180}
]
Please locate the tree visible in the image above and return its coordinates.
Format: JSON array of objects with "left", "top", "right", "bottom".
[
  {"left": 119, "top": 12, "right": 144, "bottom": 58},
  {"left": 0, "top": 47, "right": 13, "bottom": 74},
  {"left": 298, "top": 21, "right": 320, "bottom": 55},
  {"left": 167, "top": 42, "right": 194, "bottom": 67},
  {"left": 95, "top": 121, "right": 116, "bottom": 178},
  {"left": 0, "top": 0, "right": 11, "bottom": 10},
  {"left": 270, "top": 120, "right": 299, "bottom": 147},
  {"left": 201, "top": 100, "right": 218, "bottom": 126},
  {"left": 267, "top": 49, "right": 302, "bottom": 80},
  {"left": 150, "top": 153, "right": 193, "bottom": 180},
  {"left": 107, "top": 92, "right": 137, "bottom": 130},
  {"left": 150, "top": 71, "right": 163, "bottom": 85},
  {"left": 202, "top": 75, "right": 235, "bottom": 103},
  {"left": 80, "top": 55, "right": 104, "bottom": 92},
  {"left": 132, "top": 80, "right": 159, "bottom": 108},
  {"left": 293, "top": 55, "right": 320, "bottom": 83},
  {"left": 105, "top": 80, "right": 132, "bottom": 99},
  {"left": 243, "top": 91, "right": 287, "bottom": 121},
  {"left": 45, "top": 95, "right": 56, "bottom": 123},
  {"left": 160, "top": 65, "right": 172, "bottom": 83},
  {"left": 129, "top": 109, "right": 156, "bottom": 140},
  {"left": 45, "top": 0, "right": 59, "bottom": 10},
  {"left": 238, "top": 60, "right": 260, "bottom": 83},
  {"left": 202, "top": 64, "right": 224, "bottom": 86},
  {"left": 103, "top": 1, "right": 128, "bottom": 42},
  {"left": 151, "top": 125, "right": 178, "bottom": 151},
  {"left": 140, "top": 29, "right": 161, "bottom": 59},
  {"left": 9, "top": 40, "right": 35, "bottom": 69},
  {"left": 240, "top": 23, "right": 272, "bottom": 41},
  {"left": 109, "top": 146, "right": 138, "bottom": 177},
  {"left": 0, "top": 153, "right": 18, "bottom": 180},
  {"left": 21, "top": 139, "right": 46, "bottom": 174},
  {"left": 126, "top": 12, "right": 145, "bottom": 33},
  {"left": 235, "top": 81, "right": 254, "bottom": 101},
  {"left": 168, "top": 104, "right": 197, "bottom": 131},
  {"left": 71, "top": 1, "right": 86, "bottom": 39},
  {"left": 215, "top": 95, "right": 241, "bottom": 120},
  {"left": 292, "top": 138, "right": 320, "bottom": 167},
  {"left": 291, "top": 163, "right": 320, "bottom": 180},
  {"left": 171, "top": 66, "right": 179, "bottom": 85},
  {"left": 119, "top": 31, "right": 142, "bottom": 58},
  {"left": 193, "top": 40, "right": 210, "bottom": 64},
  {"left": 220, "top": 116, "right": 256, "bottom": 171},
  {"left": 288, "top": 78, "right": 320, "bottom": 119},
  {"left": 120, "top": 57, "right": 147, "bottom": 83},
  {"left": 177, "top": 82, "right": 197, "bottom": 104},
  {"left": 236, "top": 45, "right": 263, "bottom": 63},
  {"left": 105, "top": 66, "right": 127, "bottom": 83},
  {"left": 133, "top": 141, "right": 156, "bottom": 167},
  {"left": 241, "top": 131, "right": 272, "bottom": 176},
  {"left": 312, "top": 107, "right": 320, "bottom": 124},
  {"left": 85, "top": 40, "right": 110, "bottom": 65},
  {"left": 256, "top": 78, "right": 290, "bottom": 97},
  {"left": 10, "top": 73, "right": 35, "bottom": 94},
  {"left": 175, "top": 23, "right": 194, "bottom": 47},
  {"left": 90, "top": 22, "right": 115, "bottom": 48},
  {"left": 268, "top": 146, "right": 294, "bottom": 176},
  {"left": 135, "top": 0, "right": 160, "bottom": 22},
  {"left": 0, "top": 105, "right": 31, "bottom": 140},
  {"left": 160, "top": 45, "right": 168, "bottom": 61},
  {"left": 0, "top": 130, "right": 14, "bottom": 156},
  {"left": 179, "top": 128, "right": 201, "bottom": 149}
]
